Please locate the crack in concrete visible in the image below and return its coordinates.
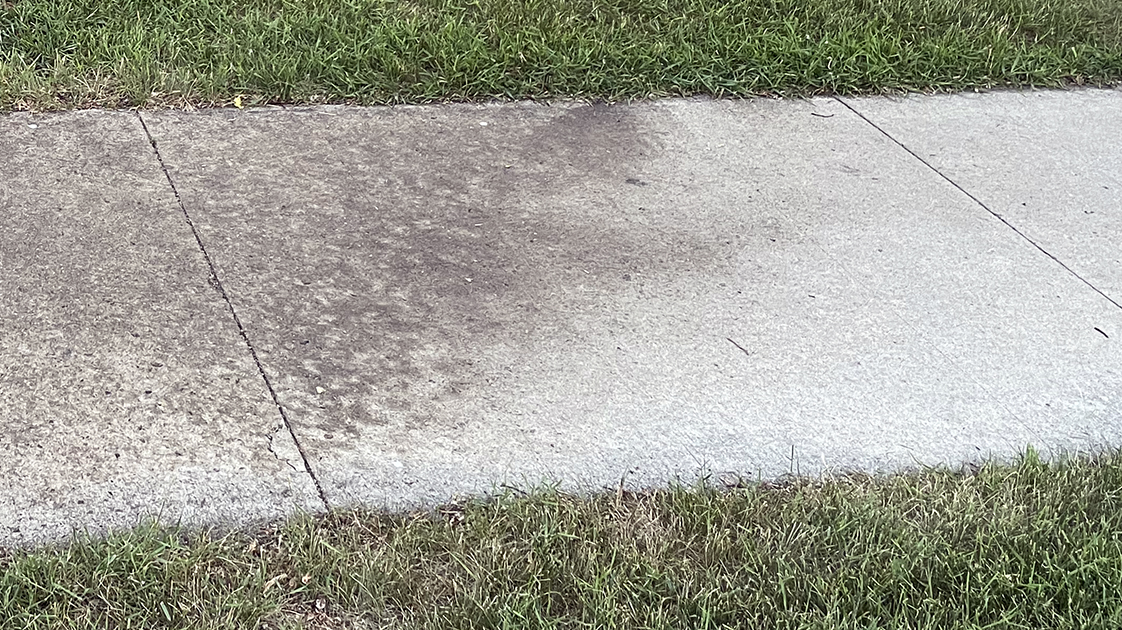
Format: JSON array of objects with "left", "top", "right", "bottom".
[
  {"left": 266, "top": 424, "right": 302, "bottom": 473},
  {"left": 834, "top": 96, "right": 1122, "bottom": 313},
  {"left": 135, "top": 111, "right": 330, "bottom": 510},
  {"left": 811, "top": 98, "right": 1047, "bottom": 447}
]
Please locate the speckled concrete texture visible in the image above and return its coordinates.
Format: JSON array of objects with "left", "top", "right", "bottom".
[
  {"left": 840, "top": 88, "right": 1122, "bottom": 451},
  {"left": 842, "top": 88, "right": 1122, "bottom": 302},
  {"left": 0, "top": 111, "right": 322, "bottom": 547},
  {"left": 3, "top": 93, "right": 1118, "bottom": 546},
  {"left": 140, "top": 92, "right": 1121, "bottom": 511}
]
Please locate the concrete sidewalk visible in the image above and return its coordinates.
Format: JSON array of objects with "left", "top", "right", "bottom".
[{"left": 2, "top": 89, "right": 1120, "bottom": 547}]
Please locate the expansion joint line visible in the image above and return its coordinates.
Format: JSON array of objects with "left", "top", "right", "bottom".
[
  {"left": 136, "top": 112, "right": 330, "bottom": 510},
  {"left": 833, "top": 96, "right": 1122, "bottom": 313}
]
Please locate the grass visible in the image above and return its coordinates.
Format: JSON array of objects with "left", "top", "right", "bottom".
[
  {"left": 3, "top": 450, "right": 1122, "bottom": 629},
  {"left": 0, "top": 0, "right": 1120, "bottom": 111}
]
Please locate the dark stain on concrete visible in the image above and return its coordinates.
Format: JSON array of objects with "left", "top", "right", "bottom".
[{"left": 148, "top": 103, "right": 732, "bottom": 444}]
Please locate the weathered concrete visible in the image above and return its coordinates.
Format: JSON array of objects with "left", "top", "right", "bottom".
[
  {"left": 0, "top": 111, "right": 321, "bottom": 547},
  {"left": 142, "top": 94, "right": 1122, "bottom": 511},
  {"left": 842, "top": 88, "right": 1122, "bottom": 303}
]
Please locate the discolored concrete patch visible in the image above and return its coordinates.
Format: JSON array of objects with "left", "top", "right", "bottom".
[
  {"left": 143, "top": 96, "right": 1122, "bottom": 509},
  {"left": 0, "top": 111, "right": 321, "bottom": 546}
]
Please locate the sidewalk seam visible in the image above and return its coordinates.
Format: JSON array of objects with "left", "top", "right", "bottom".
[
  {"left": 135, "top": 111, "right": 331, "bottom": 511},
  {"left": 834, "top": 96, "right": 1122, "bottom": 313}
]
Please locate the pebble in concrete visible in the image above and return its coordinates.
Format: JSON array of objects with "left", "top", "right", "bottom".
[{"left": 0, "top": 111, "right": 321, "bottom": 547}]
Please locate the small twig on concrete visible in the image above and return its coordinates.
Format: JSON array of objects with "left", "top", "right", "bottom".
[{"left": 726, "top": 337, "right": 753, "bottom": 357}]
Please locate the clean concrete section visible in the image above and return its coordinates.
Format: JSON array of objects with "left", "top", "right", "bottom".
[
  {"left": 138, "top": 91, "right": 1122, "bottom": 512},
  {"left": 843, "top": 89, "right": 1122, "bottom": 303},
  {"left": 0, "top": 111, "right": 321, "bottom": 547}
]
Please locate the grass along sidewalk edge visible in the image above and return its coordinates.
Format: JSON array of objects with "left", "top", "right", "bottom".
[
  {"left": 3, "top": 448, "right": 1122, "bottom": 629},
  {"left": 1, "top": 0, "right": 1121, "bottom": 111}
]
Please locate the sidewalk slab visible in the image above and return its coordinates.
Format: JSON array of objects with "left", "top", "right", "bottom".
[
  {"left": 842, "top": 88, "right": 1122, "bottom": 303},
  {"left": 0, "top": 111, "right": 321, "bottom": 547},
  {"left": 143, "top": 95, "right": 1122, "bottom": 509}
]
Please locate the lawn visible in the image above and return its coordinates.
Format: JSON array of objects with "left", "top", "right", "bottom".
[
  {"left": 0, "top": 0, "right": 1120, "bottom": 110},
  {"left": 3, "top": 2, "right": 1122, "bottom": 627},
  {"left": 3, "top": 450, "right": 1122, "bottom": 629}
]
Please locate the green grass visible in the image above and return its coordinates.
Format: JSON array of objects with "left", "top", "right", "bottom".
[
  {"left": 0, "top": 0, "right": 1120, "bottom": 110},
  {"left": 3, "top": 450, "right": 1122, "bottom": 629}
]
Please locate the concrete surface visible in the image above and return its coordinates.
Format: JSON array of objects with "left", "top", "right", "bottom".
[
  {"left": 0, "top": 111, "right": 322, "bottom": 547},
  {"left": 844, "top": 89, "right": 1122, "bottom": 303},
  {"left": 2, "top": 89, "right": 1120, "bottom": 546}
]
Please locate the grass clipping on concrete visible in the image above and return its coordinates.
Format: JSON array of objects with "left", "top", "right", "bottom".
[
  {"left": 0, "top": 0, "right": 1120, "bottom": 110},
  {"left": 2, "top": 451, "right": 1122, "bottom": 629}
]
